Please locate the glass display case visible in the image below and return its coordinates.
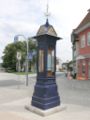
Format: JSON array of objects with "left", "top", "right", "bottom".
[
  {"left": 39, "top": 50, "right": 44, "bottom": 72},
  {"left": 47, "top": 48, "right": 55, "bottom": 76}
]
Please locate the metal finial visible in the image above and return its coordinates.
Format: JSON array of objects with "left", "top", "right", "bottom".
[
  {"left": 45, "top": 0, "right": 50, "bottom": 19},
  {"left": 45, "top": 18, "right": 49, "bottom": 27}
]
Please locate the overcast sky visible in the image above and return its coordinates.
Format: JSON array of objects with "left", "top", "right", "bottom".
[{"left": 0, "top": 0, "right": 90, "bottom": 63}]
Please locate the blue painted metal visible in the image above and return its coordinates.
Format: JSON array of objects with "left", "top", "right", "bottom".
[
  {"left": 31, "top": 20, "right": 61, "bottom": 110},
  {"left": 32, "top": 83, "right": 60, "bottom": 109}
]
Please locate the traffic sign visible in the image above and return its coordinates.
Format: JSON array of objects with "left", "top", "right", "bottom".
[
  {"left": 28, "top": 52, "right": 33, "bottom": 60},
  {"left": 16, "top": 52, "right": 21, "bottom": 60}
]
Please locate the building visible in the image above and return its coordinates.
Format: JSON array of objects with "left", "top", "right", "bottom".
[
  {"left": 62, "top": 62, "right": 68, "bottom": 70},
  {"left": 71, "top": 9, "right": 90, "bottom": 80},
  {"left": 56, "top": 57, "right": 62, "bottom": 71}
]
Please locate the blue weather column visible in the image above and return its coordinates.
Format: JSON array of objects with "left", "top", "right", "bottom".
[{"left": 31, "top": 19, "right": 62, "bottom": 110}]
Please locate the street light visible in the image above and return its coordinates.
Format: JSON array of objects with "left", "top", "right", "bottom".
[
  {"left": 0, "top": 57, "right": 2, "bottom": 71},
  {"left": 14, "top": 34, "right": 29, "bottom": 86}
]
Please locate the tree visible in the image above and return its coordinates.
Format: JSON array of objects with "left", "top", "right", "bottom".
[
  {"left": 2, "top": 39, "right": 37, "bottom": 72},
  {"left": 67, "top": 60, "right": 73, "bottom": 71}
]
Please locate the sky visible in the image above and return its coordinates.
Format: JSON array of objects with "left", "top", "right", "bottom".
[{"left": 0, "top": 0, "right": 90, "bottom": 63}]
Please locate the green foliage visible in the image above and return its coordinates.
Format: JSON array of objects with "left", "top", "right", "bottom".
[
  {"left": 67, "top": 60, "right": 73, "bottom": 71},
  {"left": 2, "top": 39, "right": 37, "bottom": 72}
]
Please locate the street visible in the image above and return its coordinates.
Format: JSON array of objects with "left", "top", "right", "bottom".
[
  {"left": 57, "top": 74, "right": 90, "bottom": 107},
  {"left": 0, "top": 72, "right": 90, "bottom": 120},
  {"left": 0, "top": 72, "right": 90, "bottom": 107}
]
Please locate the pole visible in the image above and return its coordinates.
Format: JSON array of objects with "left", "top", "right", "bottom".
[
  {"left": 18, "top": 60, "right": 21, "bottom": 72},
  {"left": 14, "top": 35, "right": 29, "bottom": 86},
  {"left": 17, "top": 60, "right": 20, "bottom": 89},
  {"left": 26, "top": 37, "right": 29, "bottom": 86}
]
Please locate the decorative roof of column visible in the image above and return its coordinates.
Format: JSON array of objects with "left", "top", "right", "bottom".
[
  {"left": 36, "top": 1, "right": 58, "bottom": 37},
  {"left": 33, "top": 1, "right": 62, "bottom": 40},
  {"left": 36, "top": 19, "right": 57, "bottom": 37}
]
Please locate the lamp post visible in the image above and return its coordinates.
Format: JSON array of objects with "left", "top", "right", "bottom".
[
  {"left": 0, "top": 57, "right": 1, "bottom": 71},
  {"left": 14, "top": 34, "right": 29, "bottom": 86}
]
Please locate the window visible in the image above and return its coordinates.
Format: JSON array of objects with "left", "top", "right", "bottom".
[
  {"left": 39, "top": 50, "right": 44, "bottom": 72},
  {"left": 82, "top": 61, "right": 85, "bottom": 77},
  {"left": 77, "top": 61, "right": 80, "bottom": 74},
  {"left": 88, "top": 61, "right": 90, "bottom": 78},
  {"left": 80, "top": 35, "right": 85, "bottom": 48},
  {"left": 87, "top": 32, "right": 90, "bottom": 46},
  {"left": 47, "top": 48, "right": 55, "bottom": 76}
]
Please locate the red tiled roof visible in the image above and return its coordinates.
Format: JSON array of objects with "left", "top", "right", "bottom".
[{"left": 76, "top": 10, "right": 90, "bottom": 30}]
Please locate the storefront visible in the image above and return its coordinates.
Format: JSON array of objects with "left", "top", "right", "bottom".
[{"left": 77, "top": 57, "right": 90, "bottom": 80}]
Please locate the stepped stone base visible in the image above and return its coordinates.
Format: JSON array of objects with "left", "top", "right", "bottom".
[{"left": 25, "top": 104, "right": 66, "bottom": 116}]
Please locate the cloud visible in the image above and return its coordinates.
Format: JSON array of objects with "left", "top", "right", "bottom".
[{"left": 0, "top": 0, "right": 90, "bottom": 62}]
